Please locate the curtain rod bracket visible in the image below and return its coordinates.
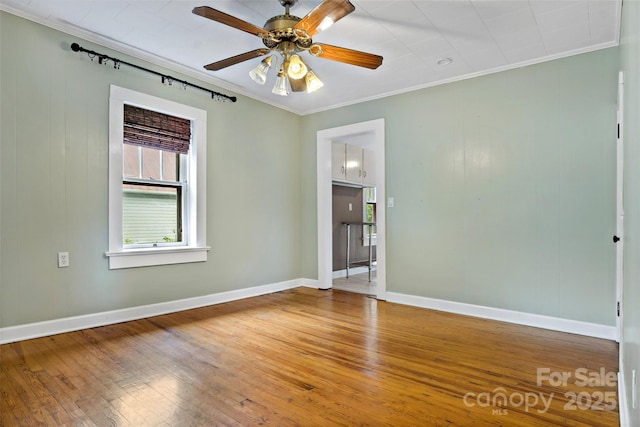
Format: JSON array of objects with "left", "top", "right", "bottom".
[{"left": 70, "top": 42, "right": 237, "bottom": 103}]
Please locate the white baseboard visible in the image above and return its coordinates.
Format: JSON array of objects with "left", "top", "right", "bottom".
[
  {"left": 385, "top": 292, "right": 616, "bottom": 340},
  {"left": 299, "top": 278, "right": 320, "bottom": 289},
  {"left": 1, "top": 282, "right": 617, "bottom": 344},
  {"left": 0, "top": 278, "right": 305, "bottom": 345},
  {"left": 619, "top": 370, "right": 630, "bottom": 427}
]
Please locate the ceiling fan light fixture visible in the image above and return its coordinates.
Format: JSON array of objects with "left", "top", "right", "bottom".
[
  {"left": 193, "top": 0, "right": 384, "bottom": 97},
  {"left": 272, "top": 68, "right": 290, "bottom": 96},
  {"left": 249, "top": 55, "right": 274, "bottom": 84},
  {"left": 305, "top": 69, "right": 324, "bottom": 93},
  {"left": 287, "top": 54, "right": 308, "bottom": 80}
]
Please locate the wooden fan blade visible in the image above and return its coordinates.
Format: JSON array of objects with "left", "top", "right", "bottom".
[
  {"left": 289, "top": 76, "right": 307, "bottom": 92},
  {"left": 311, "top": 44, "right": 383, "bottom": 69},
  {"left": 294, "top": 0, "right": 355, "bottom": 37},
  {"left": 204, "top": 49, "right": 270, "bottom": 71},
  {"left": 193, "top": 6, "right": 268, "bottom": 37}
]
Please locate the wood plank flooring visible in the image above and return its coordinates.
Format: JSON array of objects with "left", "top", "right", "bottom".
[{"left": 0, "top": 288, "right": 619, "bottom": 426}]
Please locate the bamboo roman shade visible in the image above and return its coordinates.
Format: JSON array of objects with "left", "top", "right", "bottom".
[{"left": 123, "top": 105, "right": 191, "bottom": 154}]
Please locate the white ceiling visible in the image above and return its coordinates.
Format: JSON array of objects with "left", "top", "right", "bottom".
[{"left": 1, "top": 0, "right": 621, "bottom": 115}]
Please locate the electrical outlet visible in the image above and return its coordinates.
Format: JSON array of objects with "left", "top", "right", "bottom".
[
  {"left": 58, "top": 252, "right": 69, "bottom": 268},
  {"left": 387, "top": 197, "right": 394, "bottom": 208}
]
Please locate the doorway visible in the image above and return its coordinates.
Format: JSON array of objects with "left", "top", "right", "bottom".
[{"left": 316, "top": 119, "right": 386, "bottom": 300}]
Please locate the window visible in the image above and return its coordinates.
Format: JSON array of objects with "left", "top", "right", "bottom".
[
  {"left": 122, "top": 105, "right": 188, "bottom": 247},
  {"left": 106, "top": 85, "right": 209, "bottom": 269},
  {"left": 363, "top": 187, "right": 376, "bottom": 247}
]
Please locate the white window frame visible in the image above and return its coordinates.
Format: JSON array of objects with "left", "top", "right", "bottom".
[
  {"left": 106, "top": 85, "right": 209, "bottom": 269},
  {"left": 363, "top": 187, "right": 377, "bottom": 247}
]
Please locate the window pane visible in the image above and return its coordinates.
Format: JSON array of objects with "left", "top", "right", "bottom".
[
  {"left": 162, "top": 151, "right": 178, "bottom": 181},
  {"left": 122, "top": 184, "right": 181, "bottom": 245},
  {"left": 365, "top": 203, "right": 376, "bottom": 235},
  {"left": 364, "top": 187, "right": 376, "bottom": 203},
  {"left": 141, "top": 147, "right": 161, "bottom": 180},
  {"left": 365, "top": 203, "right": 375, "bottom": 222},
  {"left": 123, "top": 144, "right": 140, "bottom": 178}
]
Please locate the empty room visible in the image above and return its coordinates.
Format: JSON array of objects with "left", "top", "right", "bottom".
[{"left": 1, "top": 0, "right": 639, "bottom": 425}]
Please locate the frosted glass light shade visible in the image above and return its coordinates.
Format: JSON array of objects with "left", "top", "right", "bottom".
[
  {"left": 272, "top": 69, "right": 289, "bottom": 96},
  {"left": 249, "top": 56, "right": 273, "bottom": 85},
  {"left": 305, "top": 69, "right": 324, "bottom": 93}
]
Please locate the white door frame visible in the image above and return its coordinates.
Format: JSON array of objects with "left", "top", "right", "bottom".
[
  {"left": 615, "top": 71, "right": 624, "bottom": 343},
  {"left": 316, "top": 119, "right": 386, "bottom": 299}
]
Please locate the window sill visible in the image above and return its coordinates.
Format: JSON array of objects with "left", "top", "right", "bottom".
[{"left": 105, "top": 246, "right": 210, "bottom": 269}]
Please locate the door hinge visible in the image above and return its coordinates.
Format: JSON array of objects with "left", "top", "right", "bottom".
[
  {"left": 617, "top": 301, "right": 620, "bottom": 317},
  {"left": 618, "top": 123, "right": 620, "bottom": 139}
]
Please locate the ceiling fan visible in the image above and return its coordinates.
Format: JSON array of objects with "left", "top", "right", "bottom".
[{"left": 192, "top": 0, "right": 383, "bottom": 96}]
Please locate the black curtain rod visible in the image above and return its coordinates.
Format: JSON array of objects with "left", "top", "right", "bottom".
[{"left": 70, "top": 43, "right": 237, "bottom": 103}]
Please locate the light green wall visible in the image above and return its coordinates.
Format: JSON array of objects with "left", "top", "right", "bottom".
[
  {"left": 0, "top": 9, "right": 622, "bottom": 334},
  {"left": 620, "top": 0, "right": 640, "bottom": 423},
  {"left": 301, "top": 48, "right": 619, "bottom": 326},
  {"left": 0, "top": 12, "right": 302, "bottom": 327}
]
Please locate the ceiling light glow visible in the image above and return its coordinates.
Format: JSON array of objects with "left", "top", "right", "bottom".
[
  {"left": 305, "top": 69, "right": 324, "bottom": 93},
  {"left": 287, "top": 55, "right": 308, "bottom": 80}
]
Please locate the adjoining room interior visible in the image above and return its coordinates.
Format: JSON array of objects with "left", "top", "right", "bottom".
[
  {"left": 1, "top": 0, "right": 639, "bottom": 425},
  {"left": 332, "top": 184, "right": 377, "bottom": 295}
]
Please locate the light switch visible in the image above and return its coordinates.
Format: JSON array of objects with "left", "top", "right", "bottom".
[
  {"left": 388, "top": 197, "right": 394, "bottom": 208},
  {"left": 348, "top": 203, "right": 352, "bottom": 211}
]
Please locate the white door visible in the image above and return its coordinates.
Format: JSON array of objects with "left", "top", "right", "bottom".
[{"left": 615, "top": 71, "right": 624, "bottom": 343}]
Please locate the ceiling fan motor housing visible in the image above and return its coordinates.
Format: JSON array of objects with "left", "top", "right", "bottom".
[{"left": 262, "top": 13, "right": 312, "bottom": 50}]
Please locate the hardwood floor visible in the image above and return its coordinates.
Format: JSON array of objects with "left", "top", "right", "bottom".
[{"left": 1, "top": 288, "right": 619, "bottom": 426}]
